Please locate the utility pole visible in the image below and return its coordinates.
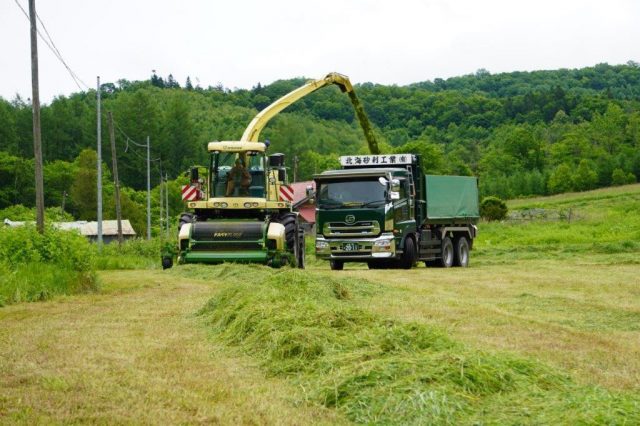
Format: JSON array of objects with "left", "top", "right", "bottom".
[
  {"left": 96, "top": 76, "right": 103, "bottom": 247},
  {"left": 29, "top": 0, "right": 44, "bottom": 233},
  {"left": 107, "top": 112, "right": 123, "bottom": 245},
  {"left": 293, "top": 155, "right": 299, "bottom": 183},
  {"left": 146, "top": 136, "right": 151, "bottom": 240},
  {"left": 159, "top": 171, "right": 163, "bottom": 233},
  {"left": 61, "top": 191, "right": 67, "bottom": 215},
  {"left": 165, "top": 173, "right": 169, "bottom": 237}
]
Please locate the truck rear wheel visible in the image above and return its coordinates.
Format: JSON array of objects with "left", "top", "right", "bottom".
[
  {"left": 330, "top": 260, "right": 344, "bottom": 270},
  {"left": 439, "top": 237, "right": 454, "bottom": 268},
  {"left": 454, "top": 236, "right": 470, "bottom": 267}
]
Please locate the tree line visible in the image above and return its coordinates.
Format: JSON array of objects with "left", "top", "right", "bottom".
[{"left": 0, "top": 62, "right": 639, "bottom": 231}]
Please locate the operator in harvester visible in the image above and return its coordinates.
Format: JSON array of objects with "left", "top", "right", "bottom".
[{"left": 226, "top": 158, "right": 251, "bottom": 196}]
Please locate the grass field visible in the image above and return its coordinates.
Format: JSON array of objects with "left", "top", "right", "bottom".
[{"left": 1, "top": 184, "right": 639, "bottom": 424}]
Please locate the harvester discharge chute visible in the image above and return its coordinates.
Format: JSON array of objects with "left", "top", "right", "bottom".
[{"left": 164, "top": 72, "right": 380, "bottom": 269}]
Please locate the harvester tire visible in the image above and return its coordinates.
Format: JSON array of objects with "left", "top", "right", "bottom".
[
  {"left": 277, "top": 213, "right": 298, "bottom": 251},
  {"left": 178, "top": 212, "right": 194, "bottom": 231},
  {"left": 161, "top": 256, "right": 173, "bottom": 270}
]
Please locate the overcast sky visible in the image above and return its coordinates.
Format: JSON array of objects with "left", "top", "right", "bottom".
[{"left": 1, "top": 0, "right": 639, "bottom": 103}]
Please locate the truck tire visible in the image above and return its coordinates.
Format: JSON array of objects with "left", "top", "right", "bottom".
[
  {"left": 439, "top": 237, "right": 454, "bottom": 268},
  {"left": 367, "top": 260, "right": 387, "bottom": 269},
  {"left": 330, "top": 260, "right": 344, "bottom": 270},
  {"left": 399, "top": 237, "right": 416, "bottom": 269},
  {"left": 454, "top": 236, "right": 470, "bottom": 267},
  {"left": 295, "top": 226, "right": 305, "bottom": 269},
  {"left": 178, "top": 212, "right": 194, "bottom": 231}
]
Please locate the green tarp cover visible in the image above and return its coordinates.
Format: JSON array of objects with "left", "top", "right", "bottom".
[{"left": 424, "top": 175, "right": 479, "bottom": 220}]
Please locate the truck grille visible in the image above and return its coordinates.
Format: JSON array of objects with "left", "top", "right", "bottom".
[{"left": 323, "top": 221, "right": 381, "bottom": 237}]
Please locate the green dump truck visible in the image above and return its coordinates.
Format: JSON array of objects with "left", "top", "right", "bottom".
[{"left": 314, "top": 154, "right": 479, "bottom": 270}]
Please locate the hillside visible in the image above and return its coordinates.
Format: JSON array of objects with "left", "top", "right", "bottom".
[{"left": 0, "top": 62, "right": 639, "bottom": 225}]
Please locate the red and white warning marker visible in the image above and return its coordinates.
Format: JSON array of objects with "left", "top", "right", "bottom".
[
  {"left": 279, "top": 184, "right": 294, "bottom": 202},
  {"left": 181, "top": 185, "right": 201, "bottom": 201}
]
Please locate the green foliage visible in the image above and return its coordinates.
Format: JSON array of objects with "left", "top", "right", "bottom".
[
  {"left": 480, "top": 196, "right": 508, "bottom": 221},
  {"left": 611, "top": 168, "right": 636, "bottom": 186},
  {"left": 0, "top": 205, "right": 74, "bottom": 222},
  {"left": 572, "top": 159, "right": 598, "bottom": 191},
  {"left": 196, "top": 264, "right": 640, "bottom": 424},
  {"left": 394, "top": 139, "right": 446, "bottom": 174},
  {"left": 0, "top": 226, "right": 98, "bottom": 305},
  {"left": 1, "top": 62, "right": 640, "bottom": 205},
  {"left": 94, "top": 238, "right": 163, "bottom": 270},
  {"left": 548, "top": 163, "right": 574, "bottom": 194}
]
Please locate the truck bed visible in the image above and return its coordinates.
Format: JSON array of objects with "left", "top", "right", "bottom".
[{"left": 424, "top": 175, "right": 479, "bottom": 223}]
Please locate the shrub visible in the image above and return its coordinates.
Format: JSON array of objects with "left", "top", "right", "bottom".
[
  {"left": 480, "top": 196, "right": 508, "bottom": 221},
  {"left": 95, "top": 238, "right": 163, "bottom": 270},
  {"left": 0, "top": 225, "right": 98, "bottom": 305},
  {"left": 611, "top": 168, "right": 636, "bottom": 186}
]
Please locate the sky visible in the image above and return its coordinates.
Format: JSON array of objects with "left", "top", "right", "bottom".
[{"left": 1, "top": 0, "right": 639, "bottom": 103}]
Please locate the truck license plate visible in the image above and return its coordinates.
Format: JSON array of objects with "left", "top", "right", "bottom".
[{"left": 342, "top": 243, "right": 358, "bottom": 251}]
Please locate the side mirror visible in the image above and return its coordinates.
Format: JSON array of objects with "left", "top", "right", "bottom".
[
  {"left": 278, "top": 169, "right": 286, "bottom": 181},
  {"left": 390, "top": 179, "right": 401, "bottom": 192},
  {"left": 190, "top": 167, "right": 199, "bottom": 183},
  {"left": 269, "top": 153, "right": 285, "bottom": 167},
  {"left": 306, "top": 185, "right": 314, "bottom": 197}
]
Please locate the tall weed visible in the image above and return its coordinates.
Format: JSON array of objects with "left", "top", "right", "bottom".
[{"left": 0, "top": 225, "right": 98, "bottom": 305}]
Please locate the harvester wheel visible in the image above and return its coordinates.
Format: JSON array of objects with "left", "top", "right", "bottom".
[
  {"left": 178, "top": 212, "right": 194, "bottom": 231},
  {"left": 161, "top": 256, "right": 173, "bottom": 270},
  {"left": 277, "top": 213, "right": 297, "bottom": 251}
]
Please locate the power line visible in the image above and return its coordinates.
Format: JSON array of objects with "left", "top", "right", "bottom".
[{"left": 13, "top": 0, "right": 89, "bottom": 91}]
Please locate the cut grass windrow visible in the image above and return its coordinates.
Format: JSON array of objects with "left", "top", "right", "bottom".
[{"left": 197, "top": 264, "right": 640, "bottom": 424}]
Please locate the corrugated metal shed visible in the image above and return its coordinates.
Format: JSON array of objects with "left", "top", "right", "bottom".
[{"left": 3, "top": 219, "right": 136, "bottom": 237}]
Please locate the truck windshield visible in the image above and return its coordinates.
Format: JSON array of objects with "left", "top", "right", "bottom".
[
  {"left": 210, "top": 151, "right": 265, "bottom": 197},
  {"left": 318, "top": 179, "right": 387, "bottom": 208}
]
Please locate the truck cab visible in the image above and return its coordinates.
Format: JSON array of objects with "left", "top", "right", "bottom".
[{"left": 314, "top": 154, "right": 479, "bottom": 270}]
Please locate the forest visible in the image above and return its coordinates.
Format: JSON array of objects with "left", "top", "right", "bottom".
[{"left": 1, "top": 62, "right": 639, "bottom": 233}]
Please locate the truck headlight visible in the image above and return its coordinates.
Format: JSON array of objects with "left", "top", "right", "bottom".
[
  {"left": 316, "top": 240, "right": 329, "bottom": 250},
  {"left": 373, "top": 239, "right": 392, "bottom": 251}
]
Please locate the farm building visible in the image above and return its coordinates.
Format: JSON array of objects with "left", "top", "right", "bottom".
[{"left": 290, "top": 181, "right": 316, "bottom": 233}]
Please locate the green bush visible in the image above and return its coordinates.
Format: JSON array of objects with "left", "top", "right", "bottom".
[
  {"left": 611, "top": 168, "right": 636, "bottom": 186},
  {"left": 480, "top": 196, "right": 508, "bottom": 221},
  {"left": 95, "top": 238, "right": 163, "bottom": 270},
  {"left": 0, "top": 225, "right": 98, "bottom": 305}
]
